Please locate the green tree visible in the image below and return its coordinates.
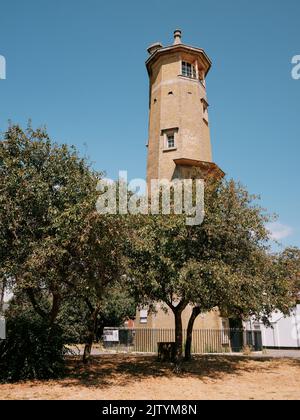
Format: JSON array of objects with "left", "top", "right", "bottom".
[
  {"left": 58, "top": 285, "right": 136, "bottom": 344},
  {"left": 68, "top": 211, "right": 128, "bottom": 363},
  {"left": 276, "top": 247, "right": 300, "bottom": 300},
  {"left": 0, "top": 124, "right": 128, "bottom": 367},
  {"left": 126, "top": 180, "right": 295, "bottom": 362},
  {"left": 96, "top": 285, "right": 137, "bottom": 338},
  {"left": 182, "top": 181, "right": 296, "bottom": 359},
  {"left": 0, "top": 123, "right": 99, "bottom": 326},
  {"left": 0, "top": 303, "right": 66, "bottom": 382}
]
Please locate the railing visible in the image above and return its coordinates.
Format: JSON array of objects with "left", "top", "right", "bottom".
[{"left": 102, "top": 328, "right": 262, "bottom": 354}]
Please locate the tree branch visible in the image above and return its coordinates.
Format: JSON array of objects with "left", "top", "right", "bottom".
[
  {"left": 26, "top": 288, "right": 48, "bottom": 320},
  {"left": 84, "top": 297, "right": 95, "bottom": 314}
]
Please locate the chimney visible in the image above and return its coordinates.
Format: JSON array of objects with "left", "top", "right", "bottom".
[
  {"left": 147, "top": 42, "right": 163, "bottom": 55},
  {"left": 173, "top": 29, "right": 182, "bottom": 45}
]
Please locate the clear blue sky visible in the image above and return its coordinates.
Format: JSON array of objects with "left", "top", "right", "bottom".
[{"left": 0, "top": 0, "right": 299, "bottom": 249}]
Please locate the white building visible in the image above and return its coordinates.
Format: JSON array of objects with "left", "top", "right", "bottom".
[{"left": 245, "top": 305, "right": 300, "bottom": 349}]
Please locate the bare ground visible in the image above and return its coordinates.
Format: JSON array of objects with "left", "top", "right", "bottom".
[{"left": 1, "top": 354, "right": 300, "bottom": 400}]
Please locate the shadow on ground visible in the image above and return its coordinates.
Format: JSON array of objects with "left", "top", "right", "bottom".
[{"left": 61, "top": 354, "right": 300, "bottom": 389}]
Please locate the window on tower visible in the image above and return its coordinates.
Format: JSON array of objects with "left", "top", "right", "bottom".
[
  {"left": 162, "top": 127, "right": 178, "bottom": 151},
  {"left": 167, "top": 133, "right": 175, "bottom": 149},
  {"left": 182, "top": 61, "right": 197, "bottom": 79}
]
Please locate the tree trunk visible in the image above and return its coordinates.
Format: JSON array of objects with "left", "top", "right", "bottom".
[
  {"left": 26, "top": 288, "right": 48, "bottom": 320},
  {"left": 0, "top": 279, "right": 6, "bottom": 311},
  {"left": 49, "top": 291, "right": 61, "bottom": 325},
  {"left": 83, "top": 307, "right": 100, "bottom": 364},
  {"left": 173, "top": 309, "right": 183, "bottom": 363},
  {"left": 185, "top": 306, "right": 201, "bottom": 361}
]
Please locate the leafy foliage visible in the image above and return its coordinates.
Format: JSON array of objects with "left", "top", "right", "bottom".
[
  {"left": 0, "top": 307, "right": 67, "bottom": 382},
  {"left": 0, "top": 123, "right": 100, "bottom": 324},
  {"left": 276, "top": 247, "right": 300, "bottom": 303},
  {"left": 0, "top": 123, "right": 129, "bottom": 370},
  {"left": 125, "top": 179, "right": 296, "bottom": 360},
  {"left": 0, "top": 123, "right": 298, "bottom": 370},
  {"left": 57, "top": 285, "right": 137, "bottom": 343}
]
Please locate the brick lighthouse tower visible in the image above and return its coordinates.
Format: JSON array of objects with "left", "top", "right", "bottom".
[
  {"left": 137, "top": 31, "right": 225, "bottom": 330},
  {"left": 146, "top": 29, "right": 224, "bottom": 185}
]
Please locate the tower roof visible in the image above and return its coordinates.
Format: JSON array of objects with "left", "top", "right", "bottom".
[{"left": 146, "top": 30, "right": 212, "bottom": 76}]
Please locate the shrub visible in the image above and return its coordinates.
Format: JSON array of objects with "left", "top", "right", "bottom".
[{"left": 0, "top": 309, "right": 67, "bottom": 382}]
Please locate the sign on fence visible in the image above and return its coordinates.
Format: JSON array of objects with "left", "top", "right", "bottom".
[{"left": 103, "top": 329, "right": 119, "bottom": 342}]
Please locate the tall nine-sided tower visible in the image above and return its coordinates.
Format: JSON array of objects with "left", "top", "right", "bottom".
[
  {"left": 138, "top": 31, "right": 225, "bottom": 330},
  {"left": 146, "top": 30, "right": 224, "bottom": 185}
]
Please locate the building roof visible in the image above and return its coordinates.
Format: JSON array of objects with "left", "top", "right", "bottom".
[{"left": 146, "top": 44, "right": 212, "bottom": 76}]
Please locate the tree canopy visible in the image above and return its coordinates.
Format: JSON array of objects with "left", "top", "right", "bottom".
[
  {"left": 125, "top": 180, "right": 296, "bottom": 361},
  {"left": 0, "top": 124, "right": 130, "bottom": 369},
  {"left": 0, "top": 123, "right": 298, "bottom": 374}
]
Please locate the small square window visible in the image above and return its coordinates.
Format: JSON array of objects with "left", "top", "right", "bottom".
[
  {"left": 161, "top": 128, "right": 178, "bottom": 151},
  {"left": 167, "top": 134, "right": 175, "bottom": 149},
  {"left": 182, "top": 61, "right": 197, "bottom": 79}
]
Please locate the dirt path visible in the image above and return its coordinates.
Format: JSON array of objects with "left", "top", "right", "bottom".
[{"left": 1, "top": 354, "right": 300, "bottom": 400}]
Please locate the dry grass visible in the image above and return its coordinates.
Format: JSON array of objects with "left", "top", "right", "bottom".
[{"left": 1, "top": 354, "right": 300, "bottom": 400}]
